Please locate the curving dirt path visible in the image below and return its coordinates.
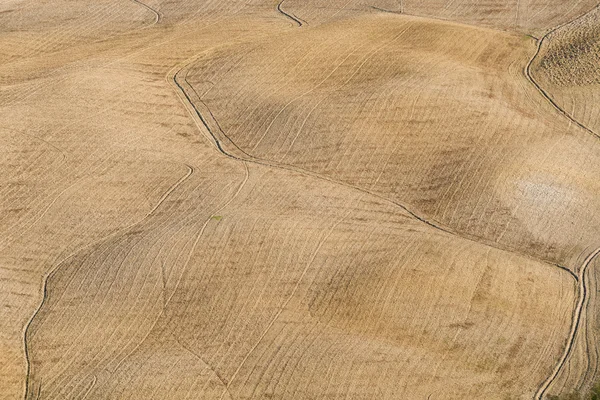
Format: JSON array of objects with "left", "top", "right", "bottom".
[
  {"left": 525, "top": 3, "right": 600, "bottom": 141},
  {"left": 535, "top": 246, "right": 600, "bottom": 399},
  {"left": 277, "top": 0, "right": 305, "bottom": 27},
  {"left": 523, "top": 4, "right": 600, "bottom": 398},
  {"left": 171, "top": 7, "right": 600, "bottom": 397},
  {"left": 170, "top": 56, "right": 580, "bottom": 282},
  {"left": 21, "top": 164, "right": 194, "bottom": 399},
  {"left": 131, "top": 0, "right": 162, "bottom": 24},
  {"left": 167, "top": 15, "right": 584, "bottom": 303},
  {"left": 13, "top": 2, "right": 599, "bottom": 398}
]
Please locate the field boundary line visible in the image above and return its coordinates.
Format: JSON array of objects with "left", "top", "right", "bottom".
[
  {"left": 525, "top": 4, "right": 600, "bottom": 141},
  {"left": 277, "top": 0, "right": 305, "bottom": 27},
  {"left": 131, "top": 0, "right": 162, "bottom": 25},
  {"left": 535, "top": 247, "right": 600, "bottom": 399},
  {"left": 22, "top": 164, "right": 193, "bottom": 399},
  {"left": 169, "top": 51, "right": 578, "bottom": 282}
]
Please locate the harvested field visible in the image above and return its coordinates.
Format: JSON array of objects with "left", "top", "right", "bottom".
[{"left": 1, "top": 1, "right": 599, "bottom": 399}]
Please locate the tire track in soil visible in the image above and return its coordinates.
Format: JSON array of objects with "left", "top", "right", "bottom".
[
  {"left": 535, "top": 247, "right": 600, "bottom": 399},
  {"left": 525, "top": 3, "right": 600, "bottom": 141},
  {"left": 277, "top": 0, "right": 305, "bottom": 27},
  {"left": 21, "top": 164, "right": 194, "bottom": 400},
  {"left": 364, "top": 5, "right": 600, "bottom": 397},
  {"left": 18, "top": 4, "right": 283, "bottom": 400},
  {"left": 525, "top": 4, "right": 600, "bottom": 400},
  {"left": 164, "top": 5, "right": 600, "bottom": 398},
  {"left": 526, "top": 3, "right": 600, "bottom": 398},
  {"left": 131, "top": 0, "right": 162, "bottom": 25},
  {"left": 169, "top": 30, "right": 577, "bottom": 282}
]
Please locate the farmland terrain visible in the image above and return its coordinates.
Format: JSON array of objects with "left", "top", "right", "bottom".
[{"left": 0, "top": 1, "right": 599, "bottom": 399}]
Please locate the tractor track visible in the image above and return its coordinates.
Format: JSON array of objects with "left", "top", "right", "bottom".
[
  {"left": 525, "top": 3, "right": 600, "bottom": 141},
  {"left": 535, "top": 247, "right": 600, "bottom": 399},
  {"left": 131, "top": 0, "right": 162, "bottom": 25},
  {"left": 169, "top": 50, "right": 578, "bottom": 284},
  {"left": 527, "top": 3, "right": 600, "bottom": 399},
  {"left": 367, "top": 3, "right": 600, "bottom": 396},
  {"left": 19, "top": 1, "right": 600, "bottom": 397},
  {"left": 169, "top": 8, "right": 600, "bottom": 397},
  {"left": 277, "top": 0, "right": 305, "bottom": 27},
  {"left": 166, "top": 3, "right": 579, "bottom": 280},
  {"left": 22, "top": 164, "right": 193, "bottom": 399}
]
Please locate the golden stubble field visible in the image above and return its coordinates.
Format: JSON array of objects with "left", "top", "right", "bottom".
[{"left": 1, "top": 1, "right": 599, "bottom": 399}]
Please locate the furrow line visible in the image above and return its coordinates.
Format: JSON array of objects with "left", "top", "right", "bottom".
[
  {"left": 525, "top": 3, "right": 600, "bottom": 141},
  {"left": 277, "top": 0, "right": 305, "bottom": 27},
  {"left": 130, "top": 0, "right": 162, "bottom": 25},
  {"left": 535, "top": 247, "right": 600, "bottom": 399},
  {"left": 21, "top": 164, "right": 193, "bottom": 399},
  {"left": 170, "top": 60, "right": 578, "bottom": 284}
]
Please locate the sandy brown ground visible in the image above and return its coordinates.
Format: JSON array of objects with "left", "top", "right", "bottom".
[
  {"left": 0, "top": 1, "right": 599, "bottom": 399},
  {"left": 527, "top": 5, "right": 600, "bottom": 398}
]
